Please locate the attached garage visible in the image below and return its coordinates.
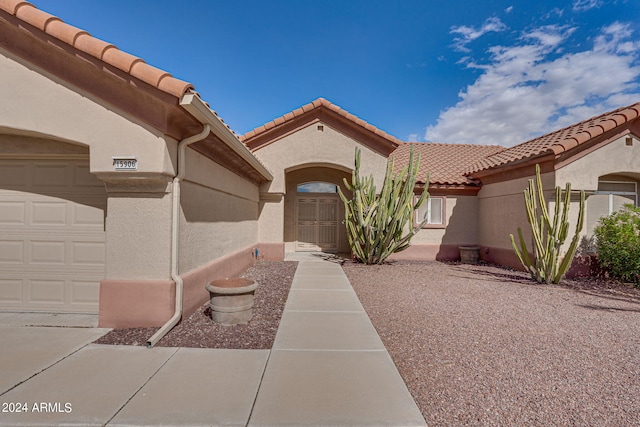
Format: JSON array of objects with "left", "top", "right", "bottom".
[{"left": 0, "top": 155, "right": 106, "bottom": 313}]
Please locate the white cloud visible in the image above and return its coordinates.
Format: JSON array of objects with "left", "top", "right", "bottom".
[
  {"left": 407, "top": 133, "right": 420, "bottom": 142},
  {"left": 572, "top": 0, "right": 604, "bottom": 12},
  {"left": 505, "top": 6, "right": 513, "bottom": 14},
  {"left": 426, "top": 22, "right": 640, "bottom": 146},
  {"left": 451, "top": 17, "right": 508, "bottom": 53}
]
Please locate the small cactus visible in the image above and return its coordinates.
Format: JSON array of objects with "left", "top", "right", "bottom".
[
  {"left": 510, "top": 164, "right": 585, "bottom": 284},
  {"left": 338, "top": 147, "right": 429, "bottom": 264}
]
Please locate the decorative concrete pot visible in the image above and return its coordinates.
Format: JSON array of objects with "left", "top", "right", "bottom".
[
  {"left": 459, "top": 246, "right": 481, "bottom": 264},
  {"left": 205, "top": 278, "right": 259, "bottom": 326}
]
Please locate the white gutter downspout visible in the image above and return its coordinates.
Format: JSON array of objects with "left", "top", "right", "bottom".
[{"left": 146, "top": 123, "right": 210, "bottom": 348}]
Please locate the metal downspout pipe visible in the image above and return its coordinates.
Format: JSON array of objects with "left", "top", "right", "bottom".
[{"left": 146, "top": 123, "right": 211, "bottom": 348}]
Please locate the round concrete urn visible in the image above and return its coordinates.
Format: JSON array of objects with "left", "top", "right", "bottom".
[
  {"left": 205, "top": 278, "right": 259, "bottom": 326},
  {"left": 459, "top": 246, "right": 481, "bottom": 264}
]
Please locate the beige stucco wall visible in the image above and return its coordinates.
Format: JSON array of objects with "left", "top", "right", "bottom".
[
  {"left": 104, "top": 185, "right": 173, "bottom": 280},
  {"left": 556, "top": 135, "right": 640, "bottom": 244},
  {"left": 555, "top": 135, "right": 640, "bottom": 190},
  {"left": 178, "top": 149, "right": 259, "bottom": 273},
  {"left": 412, "top": 195, "right": 479, "bottom": 246},
  {"left": 254, "top": 122, "right": 388, "bottom": 193},
  {"left": 0, "top": 49, "right": 181, "bottom": 281},
  {"left": 477, "top": 172, "right": 556, "bottom": 251},
  {"left": 255, "top": 121, "right": 389, "bottom": 246},
  {"left": 0, "top": 49, "right": 176, "bottom": 177}
]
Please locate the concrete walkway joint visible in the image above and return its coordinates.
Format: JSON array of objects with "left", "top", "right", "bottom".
[{"left": 0, "top": 256, "right": 426, "bottom": 426}]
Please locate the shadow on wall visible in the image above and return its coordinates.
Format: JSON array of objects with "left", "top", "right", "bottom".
[
  {"left": 436, "top": 195, "right": 478, "bottom": 261},
  {"left": 180, "top": 181, "right": 257, "bottom": 223}
]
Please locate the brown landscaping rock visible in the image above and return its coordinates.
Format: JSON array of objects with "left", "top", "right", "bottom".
[
  {"left": 343, "top": 260, "right": 640, "bottom": 426},
  {"left": 95, "top": 261, "right": 296, "bottom": 349}
]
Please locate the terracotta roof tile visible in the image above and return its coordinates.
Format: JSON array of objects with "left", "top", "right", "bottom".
[
  {"left": 0, "top": 0, "right": 194, "bottom": 98},
  {"left": 74, "top": 33, "right": 114, "bottom": 58},
  {"left": 392, "top": 142, "right": 505, "bottom": 186},
  {"left": 240, "top": 98, "right": 403, "bottom": 155},
  {"left": 102, "top": 47, "right": 143, "bottom": 73},
  {"left": 241, "top": 98, "right": 403, "bottom": 148},
  {"left": 14, "top": 2, "right": 56, "bottom": 30},
  {"left": 44, "top": 19, "right": 88, "bottom": 45},
  {"left": 129, "top": 61, "right": 171, "bottom": 87},
  {"left": 468, "top": 102, "right": 640, "bottom": 174}
]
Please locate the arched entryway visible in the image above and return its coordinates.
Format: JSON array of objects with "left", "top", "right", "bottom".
[
  {"left": 586, "top": 172, "right": 640, "bottom": 235},
  {"left": 284, "top": 165, "right": 351, "bottom": 253}
]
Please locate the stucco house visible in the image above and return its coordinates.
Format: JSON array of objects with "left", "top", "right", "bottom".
[{"left": 1, "top": 1, "right": 639, "bottom": 329}]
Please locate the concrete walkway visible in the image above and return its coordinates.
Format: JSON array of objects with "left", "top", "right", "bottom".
[{"left": 0, "top": 258, "right": 426, "bottom": 426}]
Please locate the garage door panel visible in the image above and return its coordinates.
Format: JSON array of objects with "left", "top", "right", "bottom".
[
  {"left": 31, "top": 201, "right": 67, "bottom": 225},
  {"left": 73, "top": 164, "right": 104, "bottom": 187},
  {"left": 0, "top": 240, "right": 24, "bottom": 264},
  {"left": 30, "top": 279, "right": 66, "bottom": 304},
  {"left": 70, "top": 280, "right": 100, "bottom": 305},
  {"left": 0, "top": 158, "right": 105, "bottom": 313},
  {"left": 71, "top": 203, "right": 105, "bottom": 228},
  {"left": 0, "top": 278, "right": 23, "bottom": 302},
  {"left": 71, "top": 241, "right": 105, "bottom": 266},
  {"left": 32, "top": 164, "right": 68, "bottom": 187},
  {"left": 0, "top": 163, "right": 29, "bottom": 187},
  {"left": 0, "top": 201, "right": 25, "bottom": 224},
  {"left": 29, "top": 240, "right": 66, "bottom": 264}
]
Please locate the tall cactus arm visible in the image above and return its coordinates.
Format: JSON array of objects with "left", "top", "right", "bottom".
[{"left": 511, "top": 164, "right": 585, "bottom": 284}]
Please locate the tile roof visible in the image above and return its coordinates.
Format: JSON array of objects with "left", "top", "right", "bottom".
[
  {"left": 468, "top": 102, "right": 640, "bottom": 175},
  {"left": 392, "top": 142, "right": 505, "bottom": 186},
  {"left": 240, "top": 98, "right": 403, "bottom": 147},
  {"left": 0, "top": 0, "right": 193, "bottom": 98}
]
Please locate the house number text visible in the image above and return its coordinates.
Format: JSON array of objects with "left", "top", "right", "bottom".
[{"left": 113, "top": 157, "right": 138, "bottom": 171}]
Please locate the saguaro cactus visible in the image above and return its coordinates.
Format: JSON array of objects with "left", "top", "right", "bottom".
[
  {"left": 510, "top": 164, "right": 585, "bottom": 284},
  {"left": 338, "top": 147, "right": 429, "bottom": 265}
]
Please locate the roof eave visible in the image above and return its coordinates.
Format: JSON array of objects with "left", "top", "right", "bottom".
[
  {"left": 242, "top": 99, "right": 402, "bottom": 157},
  {"left": 180, "top": 93, "right": 273, "bottom": 182},
  {"left": 467, "top": 152, "right": 556, "bottom": 182}
]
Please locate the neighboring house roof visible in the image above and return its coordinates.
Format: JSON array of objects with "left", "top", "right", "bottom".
[
  {"left": 392, "top": 142, "right": 505, "bottom": 186},
  {"left": 0, "top": 0, "right": 193, "bottom": 98},
  {"left": 469, "top": 102, "right": 640, "bottom": 175},
  {"left": 241, "top": 98, "right": 402, "bottom": 156}
]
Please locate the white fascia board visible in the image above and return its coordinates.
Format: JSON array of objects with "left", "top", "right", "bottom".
[{"left": 180, "top": 93, "right": 273, "bottom": 181}]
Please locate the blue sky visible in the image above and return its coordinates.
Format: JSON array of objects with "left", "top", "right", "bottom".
[{"left": 34, "top": 0, "right": 640, "bottom": 147}]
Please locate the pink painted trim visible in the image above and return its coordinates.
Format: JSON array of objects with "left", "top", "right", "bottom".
[
  {"left": 388, "top": 244, "right": 463, "bottom": 261},
  {"left": 99, "top": 279, "right": 175, "bottom": 328},
  {"left": 99, "top": 244, "right": 263, "bottom": 327},
  {"left": 258, "top": 243, "right": 285, "bottom": 261},
  {"left": 181, "top": 244, "right": 258, "bottom": 318},
  {"left": 479, "top": 245, "right": 598, "bottom": 278},
  {"left": 479, "top": 246, "right": 524, "bottom": 271}
]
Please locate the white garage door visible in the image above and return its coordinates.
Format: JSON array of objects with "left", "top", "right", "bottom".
[{"left": 0, "top": 159, "right": 106, "bottom": 313}]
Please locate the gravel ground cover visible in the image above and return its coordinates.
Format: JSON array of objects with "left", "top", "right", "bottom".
[
  {"left": 343, "top": 260, "right": 640, "bottom": 427},
  {"left": 95, "top": 261, "right": 297, "bottom": 349}
]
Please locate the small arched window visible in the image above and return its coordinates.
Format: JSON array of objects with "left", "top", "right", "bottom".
[{"left": 297, "top": 182, "right": 338, "bottom": 193}]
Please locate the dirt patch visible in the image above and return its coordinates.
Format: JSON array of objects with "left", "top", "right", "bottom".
[
  {"left": 343, "top": 260, "right": 640, "bottom": 427},
  {"left": 94, "top": 261, "right": 297, "bottom": 349}
]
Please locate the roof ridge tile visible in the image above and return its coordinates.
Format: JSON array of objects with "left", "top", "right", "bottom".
[
  {"left": 0, "top": 0, "right": 23, "bottom": 14},
  {"left": 240, "top": 97, "right": 403, "bottom": 147},
  {"left": 14, "top": 2, "right": 56, "bottom": 30},
  {"left": 74, "top": 33, "right": 115, "bottom": 59},
  {"left": 102, "top": 47, "right": 144, "bottom": 73}
]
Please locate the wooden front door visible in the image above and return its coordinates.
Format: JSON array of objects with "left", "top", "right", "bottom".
[{"left": 296, "top": 195, "right": 339, "bottom": 252}]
